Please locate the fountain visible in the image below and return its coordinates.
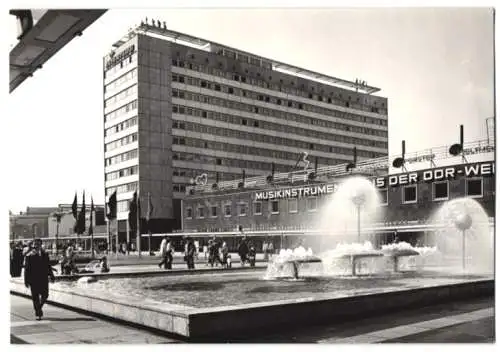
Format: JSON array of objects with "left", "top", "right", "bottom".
[
  {"left": 266, "top": 175, "right": 425, "bottom": 278},
  {"left": 430, "top": 197, "right": 493, "bottom": 274}
]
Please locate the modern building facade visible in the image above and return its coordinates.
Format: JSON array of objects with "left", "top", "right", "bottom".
[
  {"left": 103, "top": 21, "right": 389, "bottom": 239},
  {"left": 181, "top": 142, "right": 494, "bottom": 251}
]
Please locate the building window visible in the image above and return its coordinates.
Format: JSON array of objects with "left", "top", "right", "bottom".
[
  {"left": 210, "top": 205, "right": 218, "bottom": 218},
  {"left": 117, "top": 201, "right": 129, "bottom": 213},
  {"left": 239, "top": 203, "right": 248, "bottom": 216},
  {"left": 186, "top": 207, "right": 193, "bottom": 219},
  {"left": 379, "top": 189, "right": 388, "bottom": 205},
  {"left": 271, "top": 200, "right": 279, "bottom": 214},
  {"left": 253, "top": 202, "right": 262, "bottom": 215},
  {"left": 288, "top": 199, "right": 298, "bottom": 213},
  {"left": 466, "top": 178, "right": 483, "bottom": 198},
  {"left": 197, "top": 206, "right": 205, "bottom": 219},
  {"left": 307, "top": 198, "right": 318, "bottom": 212},
  {"left": 402, "top": 185, "right": 417, "bottom": 204},
  {"left": 224, "top": 204, "right": 232, "bottom": 217},
  {"left": 433, "top": 181, "right": 449, "bottom": 201}
]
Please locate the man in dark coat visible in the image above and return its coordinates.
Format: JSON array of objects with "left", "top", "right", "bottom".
[
  {"left": 24, "top": 238, "right": 55, "bottom": 320},
  {"left": 185, "top": 237, "right": 196, "bottom": 269},
  {"left": 238, "top": 237, "right": 249, "bottom": 266},
  {"left": 12, "top": 241, "right": 24, "bottom": 277}
]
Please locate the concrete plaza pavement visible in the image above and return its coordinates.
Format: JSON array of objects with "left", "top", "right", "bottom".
[
  {"left": 11, "top": 292, "right": 494, "bottom": 344},
  {"left": 233, "top": 296, "right": 495, "bottom": 343},
  {"left": 10, "top": 294, "right": 181, "bottom": 344}
]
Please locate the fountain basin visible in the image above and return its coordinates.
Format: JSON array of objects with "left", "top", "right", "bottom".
[{"left": 10, "top": 271, "right": 493, "bottom": 339}]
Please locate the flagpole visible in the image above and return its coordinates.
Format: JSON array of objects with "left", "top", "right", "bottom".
[
  {"left": 137, "top": 191, "right": 141, "bottom": 258},
  {"left": 126, "top": 214, "right": 129, "bottom": 256},
  {"left": 148, "top": 192, "right": 152, "bottom": 256},
  {"left": 107, "top": 220, "right": 111, "bottom": 255},
  {"left": 115, "top": 219, "right": 118, "bottom": 259},
  {"left": 90, "top": 199, "right": 94, "bottom": 259}
]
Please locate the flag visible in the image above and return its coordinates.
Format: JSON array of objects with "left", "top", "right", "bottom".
[
  {"left": 71, "top": 192, "right": 78, "bottom": 219},
  {"left": 128, "top": 191, "right": 138, "bottom": 232},
  {"left": 146, "top": 192, "right": 153, "bottom": 222},
  {"left": 89, "top": 196, "right": 94, "bottom": 236},
  {"left": 107, "top": 190, "right": 117, "bottom": 220},
  {"left": 75, "top": 191, "right": 86, "bottom": 235}
]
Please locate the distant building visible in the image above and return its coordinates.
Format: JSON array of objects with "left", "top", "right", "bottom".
[
  {"left": 10, "top": 204, "right": 106, "bottom": 241},
  {"left": 9, "top": 207, "right": 57, "bottom": 240}
]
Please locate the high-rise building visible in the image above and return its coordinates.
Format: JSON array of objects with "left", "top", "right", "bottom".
[{"left": 103, "top": 21, "right": 389, "bottom": 236}]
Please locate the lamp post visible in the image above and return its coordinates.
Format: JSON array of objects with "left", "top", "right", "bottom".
[
  {"left": 351, "top": 192, "right": 366, "bottom": 243},
  {"left": 454, "top": 213, "right": 472, "bottom": 271},
  {"left": 52, "top": 212, "right": 64, "bottom": 256}
]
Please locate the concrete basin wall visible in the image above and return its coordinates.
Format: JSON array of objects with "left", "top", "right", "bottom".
[
  {"left": 188, "top": 280, "right": 494, "bottom": 339},
  {"left": 10, "top": 278, "right": 494, "bottom": 339}
]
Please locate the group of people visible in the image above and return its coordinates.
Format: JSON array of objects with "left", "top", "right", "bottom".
[
  {"left": 158, "top": 236, "right": 197, "bottom": 270},
  {"left": 237, "top": 236, "right": 257, "bottom": 267},
  {"left": 11, "top": 237, "right": 115, "bottom": 322},
  {"left": 157, "top": 236, "right": 267, "bottom": 269}
]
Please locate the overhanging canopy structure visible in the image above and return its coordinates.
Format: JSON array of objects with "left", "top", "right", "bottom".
[{"left": 9, "top": 9, "right": 107, "bottom": 93}]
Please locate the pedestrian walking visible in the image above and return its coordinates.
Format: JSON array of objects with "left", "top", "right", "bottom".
[
  {"left": 185, "top": 237, "right": 196, "bottom": 269},
  {"left": 238, "top": 236, "right": 249, "bottom": 267},
  {"left": 24, "top": 238, "right": 55, "bottom": 320},
  {"left": 158, "top": 236, "right": 168, "bottom": 268},
  {"left": 164, "top": 238, "right": 173, "bottom": 269}
]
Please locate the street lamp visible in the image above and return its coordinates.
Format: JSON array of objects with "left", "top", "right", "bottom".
[
  {"left": 454, "top": 212, "right": 472, "bottom": 271},
  {"left": 52, "top": 211, "right": 64, "bottom": 256},
  {"left": 351, "top": 192, "right": 366, "bottom": 243}
]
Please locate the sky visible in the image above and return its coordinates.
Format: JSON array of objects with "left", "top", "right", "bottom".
[{"left": 5, "top": 6, "right": 495, "bottom": 213}]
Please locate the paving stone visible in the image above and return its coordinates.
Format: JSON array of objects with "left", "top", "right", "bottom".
[
  {"left": 65, "top": 326, "right": 134, "bottom": 340},
  {"left": 11, "top": 323, "right": 55, "bottom": 335},
  {"left": 16, "top": 331, "right": 77, "bottom": 344}
]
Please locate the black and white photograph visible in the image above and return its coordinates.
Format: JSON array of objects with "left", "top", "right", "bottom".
[{"left": 6, "top": 1, "right": 496, "bottom": 345}]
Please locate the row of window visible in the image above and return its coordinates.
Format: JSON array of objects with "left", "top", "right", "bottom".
[
  {"left": 105, "top": 181, "right": 138, "bottom": 197},
  {"left": 184, "top": 179, "right": 486, "bottom": 220},
  {"left": 104, "top": 100, "right": 138, "bottom": 123},
  {"left": 171, "top": 58, "right": 387, "bottom": 114},
  {"left": 398, "top": 178, "right": 484, "bottom": 204},
  {"left": 105, "top": 148, "right": 138, "bottom": 167},
  {"left": 172, "top": 151, "right": 325, "bottom": 171},
  {"left": 104, "top": 84, "right": 137, "bottom": 108},
  {"left": 172, "top": 72, "right": 387, "bottom": 126},
  {"left": 105, "top": 116, "right": 138, "bottom": 137},
  {"left": 172, "top": 121, "right": 383, "bottom": 158},
  {"left": 172, "top": 103, "right": 387, "bottom": 147},
  {"left": 173, "top": 184, "right": 187, "bottom": 193},
  {"left": 172, "top": 89, "right": 387, "bottom": 146},
  {"left": 173, "top": 169, "right": 254, "bottom": 182},
  {"left": 104, "top": 54, "right": 136, "bottom": 78},
  {"left": 104, "top": 132, "right": 137, "bottom": 152},
  {"left": 104, "top": 68, "right": 137, "bottom": 93},
  {"left": 105, "top": 165, "right": 138, "bottom": 181},
  {"left": 172, "top": 135, "right": 377, "bottom": 162},
  {"left": 185, "top": 198, "right": 319, "bottom": 219}
]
